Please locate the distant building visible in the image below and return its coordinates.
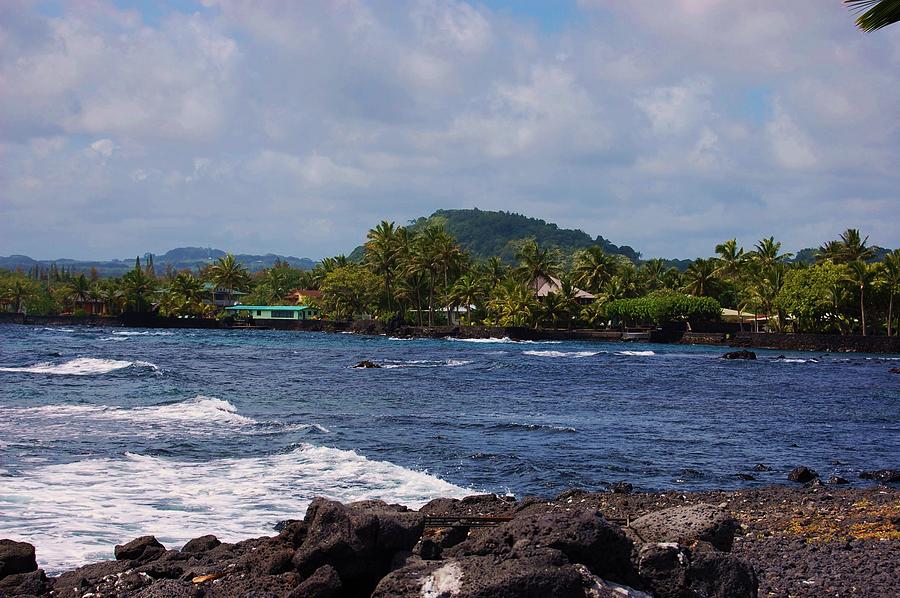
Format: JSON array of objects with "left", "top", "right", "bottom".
[
  {"left": 224, "top": 305, "right": 320, "bottom": 320},
  {"left": 285, "top": 289, "right": 323, "bottom": 304},
  {"left": 532, "top": 274, "right": 595, "bottom": 305},
  {"left": 203, "top": 283, "right": 247, "bottom": 308}
]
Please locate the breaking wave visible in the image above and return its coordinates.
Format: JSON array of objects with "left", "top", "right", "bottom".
[
  {"left": 379, "top": 359, "right": 473, "bottom": 369},
  {"left": 0, "top": 446, "right": 470, "bottom": 573},
  {"left": 522, "top": 350, "right": 601, "bottom": 358},
  {"left": 447, "top": 337, "right": 561, "bottom": 345},
  {"left": 0, "top": 357, "right": 159, "bottom": 376},
  {"left": 615, "top": 350, "right": 656, "bottom": 356}
]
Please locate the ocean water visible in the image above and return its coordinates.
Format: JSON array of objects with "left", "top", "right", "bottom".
[{"left": 0, "top": 324, "right": 897, "bottom": 572}]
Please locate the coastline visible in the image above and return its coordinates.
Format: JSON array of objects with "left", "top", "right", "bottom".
[
  {"left": 2, "top": 485, "right": 897, "bottom": 597},
  {"left": 2, "top": 312, "right": 899, "bottom": 354}
]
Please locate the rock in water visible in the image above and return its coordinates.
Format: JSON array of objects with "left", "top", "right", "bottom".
[
  {"left": 610, "top": 481, "right": 633, "bottom": 494},
  {"left": 787, "top": 466, "right": 819, "bottom": 483},
  {"left": 752, "top": 463, "right": 772, "bottom": 472},
  {"left": 827, "top": 475, "right": 850, "bottom": 485},
  {"left": 628, "top": 504, "right": 739, "bottom": 552},
  {"left": 859, "top": 469, "right": 900, "bottom": 483},
  {"left": 721, "top": 350, "right": 756, "bottom": 360},
  {"left": 0, "top": 540, "right": 37, "bottom": 578},
  {"left": 889, "top": 367, "right": 900, "bottom": 374},
  {"left": 353, "top": 360, "right": 381, "bottom": 368}
]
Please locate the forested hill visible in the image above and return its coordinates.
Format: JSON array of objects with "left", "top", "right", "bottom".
[{"left": 350, "top": 209, "right": 641, "bottom": 263}]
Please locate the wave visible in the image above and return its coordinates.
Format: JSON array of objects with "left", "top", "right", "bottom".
[
  {"left": 775, "top": 358, "right": 816, "bottom": 364},
  {"left": 0, "top": 446, "right": 470, "bottom": 573},
  {"left": 447, "top": 337, "right": 561, "bottom": 345},
  {"left": 0, "top": 357, "right": 159, "bottom": 376},
  {"left": 522, "top": 350, "right": 601, "bottom": 358},
  {"left": 379, "top": 359, "right": 473, "bottom": 369},
  {"left": 492, "top": 422, "right": 576, "bottom": 433},
  {"left": 615, "top": 350, "right": 655, "bottom": 356},
  {"left": 111, "top": 330, "right": 175, "bottom": 337}
]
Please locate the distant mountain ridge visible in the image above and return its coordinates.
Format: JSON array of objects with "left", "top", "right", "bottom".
[{"left": 0, "top": 247, "right": 317, "bottom": 277}]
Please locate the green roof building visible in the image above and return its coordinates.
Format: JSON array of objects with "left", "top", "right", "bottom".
[{"left": 224, "top": 305, "right": 319, "bottom": 320}]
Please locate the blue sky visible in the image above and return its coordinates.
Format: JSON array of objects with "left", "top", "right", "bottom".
[{"left": 1, "top": 0, "right": 898, "bottom": 260}]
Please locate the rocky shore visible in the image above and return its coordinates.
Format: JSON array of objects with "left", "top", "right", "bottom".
[{"left": 2, "top": 485, "right": 897, "bottom": 598}]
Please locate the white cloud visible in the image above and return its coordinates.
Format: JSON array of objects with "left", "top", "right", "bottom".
[{"left": 766, "top": 102, "right": 817, "bottom": 170}]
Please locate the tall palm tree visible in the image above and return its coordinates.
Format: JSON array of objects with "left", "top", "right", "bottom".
[
  {"left": 877, "top": 250, "right": 900, "bottom": 336},
  {"left": 817, "top": 240, "right": 846, "bottom": 264},
  {"left": 515, "top": 238, "right": 560, "bottom": 290},
  {"left": 843, "top": 260, "right": 875, "bottom": 335},
  {"left": 640, "top": 258, "right": 668, "bottom": 291},
  {"left": 365, "top": 221, "right": 400, "bottom": 313},
  {"left": 845, "top": 0, "right": 900, "bottom": 32},
  {"left": 209, "top": 254, "right": 250, "bottom": 304},
  {"left": 752, "top": 237, "right": 792, "bottom": 266},
  {"left": 449, "top": 273, "right": 484, "bottom": 325},
  {"left": 122, "top": 267, "right": 156, "bottom": 313},
  {"left": 573, "top": 246, "right": 619, "bottom": 293},
  {"left": 2, "top": 277, "right": 36, "bottom": 313},
  {"left": 681, "top": 258, "right": 720, "bottom": 297},
  {"left": 68, "top": 273, "right": 93, "bottom": 313},
  {"left": 714, "top": 239, "right": 745, "bottom": 280},
  {"left": 839, "top": 228, "right": 875, "bottom": 263}
]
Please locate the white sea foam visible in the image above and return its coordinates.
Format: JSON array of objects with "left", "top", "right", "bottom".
[
  {"left": 0, "top": 446, "right": 470, "bottom": 573},
  {"left": 522, "top": 350, "right": 600, "bottom": 358},
  {"left": 616, "top": 350, "right": 656, "bottom": 356},
  {"left": 112, "top": 330, "right": 175, "bottom": 336},
  {"left": 447, "top": 337, "right": 561, "bottom": 345},
  {"left": 776, "top": 358, "right": 815, "bottom": 364},
  {"left": 379, "top": 359, "right": 473, "bottom": 369},
  {"left": 0, "top": 357, "right": 159, "bottom": 376}
]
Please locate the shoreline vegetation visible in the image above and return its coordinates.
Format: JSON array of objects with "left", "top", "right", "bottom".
[
  {"left": 1, "top": 214, "right": 898, "bottom": 340},
  {"left": 2, "top": 485, "right": 898, "bottom": 597}
]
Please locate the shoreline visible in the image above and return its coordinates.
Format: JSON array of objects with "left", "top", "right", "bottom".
[
  {"left": 2, "top": 484, "right": 897, "bottom": 597},
  {"left": 2, "top": 312, "right": 899, "bottom": 354}
]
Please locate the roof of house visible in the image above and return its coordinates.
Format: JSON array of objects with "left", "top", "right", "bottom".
[
  {"left": 225, "top": 305, "right": 315, "bottom": 311},
  {"left": 286, "top": 289, "right": 323, "bottom": 298},
  {"left": 533, "top": 274, "right": 595, "bottom": 300}
]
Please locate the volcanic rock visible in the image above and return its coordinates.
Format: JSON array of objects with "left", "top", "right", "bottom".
[
  {"left": 721, "top": 350, "right": 756, "bottom": 360},
  {"left": 287, "top": 564, "right": 342, "bottom": 598},
  {"left": 114, "top": 536, "right": 166, "bottom": 562},
  {"left": 180, "top": 535, "right": 221, "bottom": 554},
  {"left": 752, "top": 463, "right": 772, "bottom": 472},
  {"left": 352, "top": 360, "right": 381, "bottom": 368},
  {"left": 859, "top": 469, "right": 900, "bottom": 483},
  {"left": 0, "top": 540, "right": 38, "bottom": 579},
  {"left": 788, "top": 466, "right": 819, "bottom": 483},
  {"left": 628, "top": 504, "right": 739, "bottom": 552},
  {"left": 609, "top": 481, "right": 633, "bottom": 494}
]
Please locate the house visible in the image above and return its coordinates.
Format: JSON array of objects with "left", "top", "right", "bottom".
[
  {"left": 285, "top": 289, "right": 323, "bottom": 304},
  {"left": 203, "top": 283, "right": 247, "bottom": 308},
  {"left": 532, "top": 274, "right": 595, "bottom": 305},
  {"left": 224, "top": 305, "right": 320, "bottom": 320}
]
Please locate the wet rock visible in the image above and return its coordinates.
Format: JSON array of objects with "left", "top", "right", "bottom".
[
  {"left": 721, "top": 350, "right": 756, "bottom": 360},
  {"left": 788, "top": 466, "right": 819, "bottom": 483},
  {"left": 276, "top": 520, "right": 309, "bottom": 548},
  {"left": 352, "top": 360, "right": 381, "bottom": 368},
  {"left": 889, "top": 367, "right": 900, "bottom": 374},
  {"left": 115, "top": 535, "right": 166, "bottom": 562},
  {"left": 50, "top": 559, "right": 132, "bottom": 597},
  {"left": 752, "top": 463, "right": 772, "bottom": 472},
  {"left": 291, "top": 498, "right": 424, "bottom": 594},
  {"left": 0, "top": 539, "right": 38, "bottom": 578},
  {"left": 828, "top": 475, "right": 850, "bottom": 485},
  {"left": 134, "top": 578, "right": 198, "bottom": 597},
  {"left": 420, "top": 494, "right": 517, "bottom": 518},
  {"left": 0, "top": 568, "right": 48, "bottom": 596},
  {"left": 859, "top": 469, "right": 900, "bottom": 483},
  {"left": 629, "top": 504, "right": 739, "bottom": 552},
  {"left": 372, "top": 549, "right": 587, "bottom": 598},
  {"left": 181, "top": 534, "right": 221, "bottom": 554},
  {"left": 735, "top": 473, "right": 756, "bottom": 481},
  {"left": 446, "top": 509, "right": 633, "bottom": 582},
  {"left": 610, "top": 481, "right": 633, "bottom": 494},
  {"left": 288, "top": 564, "right": 342, "bottom": 598}
]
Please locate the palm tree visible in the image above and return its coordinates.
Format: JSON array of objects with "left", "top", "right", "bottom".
[
  {"left": 121, "top": 267, "right": 156, "bottom": 313},
  {"left": 681, "top": 258, "right": 720, "bottom": 297},
  {"left": 449, "top": 273, "right": 483, "bottom": 325},
  {"left": 845, "top": 0, "right": 900, "bottom": 32},
  {"left": 817, "top": 240, "right": 846, "bottom": 264},
  {"left": 1, "top": 277, "right": 36, "bottom": 313},
  {"left": 515, "top": 238, "right": 560, "bottom": 290},
  {"left": 68, "top": 273, "right": 93, "bottom": 313},
  {"left": 877, "top": 250, "right": 900, "bottom": 336},
  {"left": 487, "top": 278, "right": 541, "bottom": 328},
  {"left": 839, "top": 228, "right": 875, "bottom": 263},
  {"left": 752, "top": 237, "right": 792, "bottom": 266},
  {"left": 844, "top": 260, "right": 875, "bottom": 335},
  {"left": 209, "top": 254, "right": 249, "bottom": 304},
  {"left": 573, "top": 246, "right": 619, "bottom": 293},
  {"left": 365, "top": 221, "right": 400, "bottom": 313},
  {"left": 714, "top": 239, "right": 745, "bottom": 280},
  {"left": 639, "top": 258, "right": 668, "bottom": 291},
  {"left": 746, "top": 263, "right": 787, "bottom": 331}
]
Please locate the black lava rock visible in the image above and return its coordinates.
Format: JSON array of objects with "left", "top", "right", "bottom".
[
  {"left": 753, "top": 463, "right": 772, "bottom": 472},
  {"left": 180, "top": 534, "right": 221, "bottom": 554},
  {"left": 610, "top": 481, "right": 633, "bottom": 494},
  {"left": 721, "top": 350, "right": 756, "bottom": 360},
  {"left": 735, "top": 473, "right": 756, "bottom": 481},
  {"left": 859, "top": 469, "right": 900, "bottom": 483},
  {"left": 827, "top": 475, "right": 850, "bottom": 485},
  {"left": 114, "top": 535, "right": 165, "bottom": 561},
  {"left": 0, "top": 540, "right": 38, "bottom": 579},
  {"left": 788, "top": 466, "right": 819, "bottom": 483},
  {"left": 353, "top": 360, "right": 381, "bottom": 368}
]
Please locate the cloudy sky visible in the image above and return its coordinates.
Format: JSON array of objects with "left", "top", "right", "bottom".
[{"left": 1, "top": 0, "right": 898, "bottom": 261}]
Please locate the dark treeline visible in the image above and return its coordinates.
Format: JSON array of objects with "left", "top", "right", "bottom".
[{"left": 1, "top": 226, "right": 898, "bottom": 336}]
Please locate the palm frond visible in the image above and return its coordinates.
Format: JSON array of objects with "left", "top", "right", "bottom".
[{"left": 845, "top": 0, "right": 900, "bottom": 32}]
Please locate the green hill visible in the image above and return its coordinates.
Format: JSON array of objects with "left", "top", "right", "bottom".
[{"left": 350, "top": 208, "right": 641, "bottom": 263}]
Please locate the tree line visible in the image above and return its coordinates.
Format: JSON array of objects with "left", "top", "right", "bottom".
[{"left": 1, "top": 225, "right": 898, "bottom": 336}]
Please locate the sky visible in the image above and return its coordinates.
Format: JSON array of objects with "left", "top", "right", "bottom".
[{"left": 1, "top": 0, "right": 898, "bottom": 261}]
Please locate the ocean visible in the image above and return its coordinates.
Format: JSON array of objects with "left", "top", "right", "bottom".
[{"left": 0, "top": 324, "right": 897, "bottom": 572}]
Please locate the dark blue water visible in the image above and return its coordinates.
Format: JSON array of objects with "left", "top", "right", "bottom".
[{"left": 0, "top": 324, "right": 897, "bottom": 571}]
